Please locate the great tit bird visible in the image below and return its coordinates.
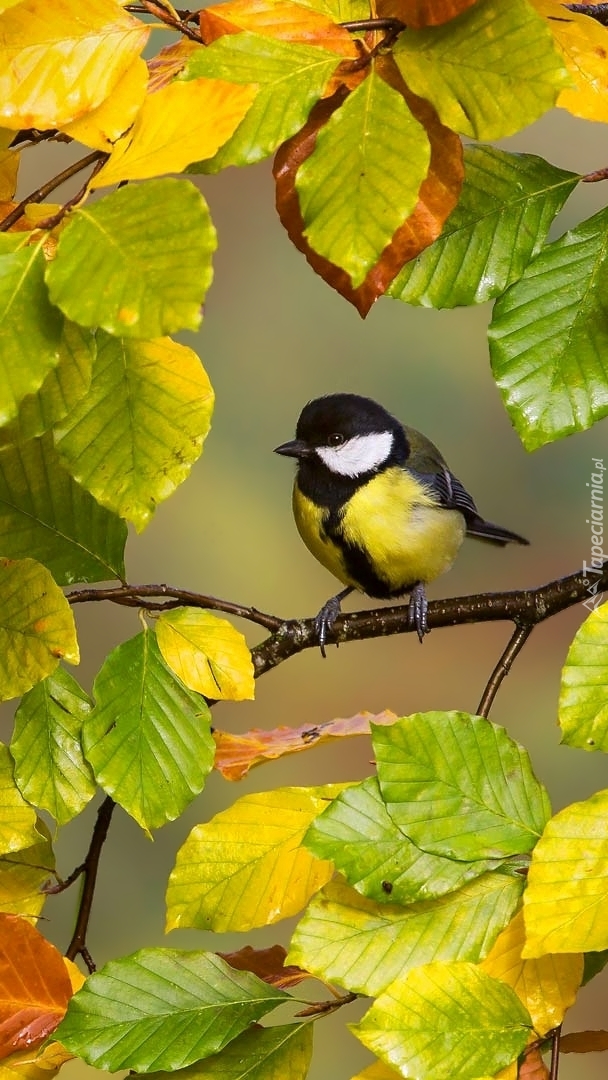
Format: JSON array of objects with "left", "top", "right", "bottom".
[{"left": 274, "top": 393, "right": 528, "bottom": 654}]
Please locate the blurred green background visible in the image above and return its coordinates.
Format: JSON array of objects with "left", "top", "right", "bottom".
[{"left": 6, "top": 105, "right": 608, "bottom": 1078}]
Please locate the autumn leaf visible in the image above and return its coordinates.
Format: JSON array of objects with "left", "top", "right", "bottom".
[
  {"left": 156, "top": 608, "right": 255, "bottom": 701},
  {"left": 214, "top": 709, "right": 397, "bottom": 779},
  {"left": 94, "top": 78, "right": 258, "bottom": 186},
  {"left": 560, "top": 1029, "right": 608, "bottom": 1053},
  {"left": 217, "top": 945, "right": 309, "bottom": 988},
  {"left": 61, "top": 57, "right": 149, "bottom": 151},
  {"left": 0, "top": 915, "right": 73, "bottom": 1060},
  {"left": 533, "top": 0, "right": 608, "bottom": 123},
  {"left": 480, "top": 908, "right": 583, "bottom": 1033},
  {"left": 0, "top": 0, "right": 149, "bottom": 129},
  {"left": 376, "top": 0, "right": 478, "bottom": 28},
  {"left": 201, "top": 0, "right": 358, "bottom": 55},
  {"left": 274, "top": 65, "right": 462, "bottom": 315}
]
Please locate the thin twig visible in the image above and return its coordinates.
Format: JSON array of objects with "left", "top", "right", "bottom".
[
  {"left": 139, "top": 0, "right": 203, "bottom": 41},
  {"left": 295, "top": 991, "right": 358, "bottom": 1017},
  {"left": 476, "top": 624, "right": 533, "bottom": 718},
  {"left": 66, "top": 583, "right": 284, "bottom": 631},
  {"left": 550, "top": 1024, "right": 562, "bottom": 1080},
  {"left": 0, "top": 150, "right": 104, "bottom": 232},
  {"left": 35, "top": 153, "right": 109, "bottom": 230},
  {"left": 65, "top": 797, "right": 115, "bottom": 971},
  {"left": 43, "top": 862, "right": 86, "bottom": 895}
]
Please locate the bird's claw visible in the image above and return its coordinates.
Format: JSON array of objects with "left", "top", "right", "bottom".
[
  {"left": 408, "top": 582, "right": 429, "bottom": 643},
  {"left": 314, "top": 595, "right": 343, "bottom": 658}
]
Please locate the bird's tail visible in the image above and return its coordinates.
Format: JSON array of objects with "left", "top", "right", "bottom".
[{"left": 466, "top": 517, "right": 529, "bottom": 547}]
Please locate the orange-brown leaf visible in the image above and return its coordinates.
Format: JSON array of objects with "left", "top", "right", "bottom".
[
  {"left": 217, "top": 945, "right": 309, "bottom": 988},
  {"left": 375, "top": 0, "right": 478, "bottom": 26},
  {"left": 560, "top": 1029, "right": 608, "bottom": 1053},
  {"left": 0, "top": 915, "right": 73, "bottom": 1060},
  {"left": 147, "top": 39, "right": 200, "bottom": 93},
  {"left": 213, "top": 709, "right": 397, "bottom": 780},
  {"left": 519, "top": 1046, "right": 549, "bottom": 1079},
  {"left": 274, "top": 62, "right": 463, "bottom": 316},
  {"left": 201, "top": 0, "right": 358, "bottom": 56}
]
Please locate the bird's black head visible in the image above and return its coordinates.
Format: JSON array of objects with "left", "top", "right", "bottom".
[{"left": 274, "top": 394, "right": 408, "bottom": 501}]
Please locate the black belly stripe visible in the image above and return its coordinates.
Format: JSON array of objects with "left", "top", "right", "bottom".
[{"left": 323, "top": 513, "right": 416, "bottom": 600}]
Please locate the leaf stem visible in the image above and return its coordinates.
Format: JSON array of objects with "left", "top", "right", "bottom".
[{"left": 138, "top": 0, "right": 203, "bottom": 41}]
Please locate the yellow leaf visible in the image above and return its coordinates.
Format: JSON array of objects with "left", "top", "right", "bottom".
[
  {"left": 63, "top": 957, "right": 86, "bottom": 993},
  {"left": 0, "top": 1041, "right": 74, "bottom": 1080},
  {"left": 533, "top": 0, "right": 608, "bottom": 121},
  {"left": 0, "top": 136, "right": 18, "bottom": 201},
  {"left": 62, "top": 56, "right": 149, "bottom": 151},
  {"left": 0, "top": 0, "right": 150, "bottom": 129},
  {"left": 523, "top": 789, "right": 608, "bottom": 955},
  {"left": 156, "top": 609, "right": 255, "bottom": 701},
  {"left": 93, "top": 78, "right": 258, "bottom": 187},
  {"left": 165, "top": 786, "right": 341, "bottom": 932},
  {"left": 481, "top": 908, "right": 583, "bottom": 1033},
  {"left": 147, "top": 39, "right": 200, "bottom": 93}
]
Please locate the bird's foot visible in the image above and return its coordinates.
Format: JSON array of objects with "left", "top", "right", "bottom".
[
  {"left": 408, "top": 582, "right": 429, "bottom": 643},
  {"left": 314, "top": 587, "right": 353, "bottom": 658}
]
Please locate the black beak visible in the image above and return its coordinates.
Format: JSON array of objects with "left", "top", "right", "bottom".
[{"left": 273, "top": 439, "right": 312, "bottom": 459}]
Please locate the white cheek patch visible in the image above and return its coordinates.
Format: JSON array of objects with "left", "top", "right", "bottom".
[{"left": 316, "top": 431, "right": 393, "bottom": 477}]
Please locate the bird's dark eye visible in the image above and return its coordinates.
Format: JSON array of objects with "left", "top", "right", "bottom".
[{"left": 327, "top": 433, "right": 345, "bottom": 446}]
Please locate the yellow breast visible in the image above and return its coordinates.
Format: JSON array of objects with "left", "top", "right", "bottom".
[{"left": 292, "top": 467, "right": 466, "bottom": 595}]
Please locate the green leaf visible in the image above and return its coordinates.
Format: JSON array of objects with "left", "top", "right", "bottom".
[
  {"left": 0, "top": 238, "right": 63, "bottom": 423},
  {"left": 144, "top": 1023, "right": 314, "bottom": 1080},
  {"left": 45, "top": 179, "right": 216, "bottom": 338},
  {"left": 53, "top": 333, "right": 214, "bottom": 531},
  {"left": 293, "top": 0, "right": 369, "bottom": 18},
  {"left": 523, "top": 788, "right": 608, "bottom": 955},
  {"left": 0, "top": 743, "right": 41, "bottom": 855},
  {"left": 0, "top": 433, "right": 127, "bottom": 584},
  {"left": 83, "top": 631, "right": 214, "bottom": 831},
  {"left": 393, "top": 0, "right": 570, "bottom": 139},
  {"left": 389, "top": 145, "right": 579, "bottom": 308},
  {"left": 488, "top": 205, "right": 608, "bottom": 450},
  {"left": 296, "top": 66, "right": 430, "bottom": 288},
  {"left": 304, "top": 776, "right": 502, "bottom": 904},
  {"left": 373, "top": 712, "right": 550, "bottom": 861},
  {"left": 184, "top": 34, "right": 340, "bottom": 172},
  {"left": 288, "top": 873, "right": 523, "bottom": 996},
  {"left": 559, "top": 600, "right": 608, "bottom": 752},
  {"left": 351, "top": 962, "right": 531, "bottom": 1079},
  {"left": 56, "top": 949, "right": 288, "bottom": 1073},
  {"left": 0, "top": 823, "right": 54, "bottom": 918},
  {"left": 10, "top": 668, "right": 95, "bottom": 825},
  {"left": 0, "top": 557, "right": 79, "bottom": 701},
  {"left": 166, "top": 786, "right": 337, "bottom": 933},
  {"left": 0, "top": 321, "right": 94, "bottom": 448}
]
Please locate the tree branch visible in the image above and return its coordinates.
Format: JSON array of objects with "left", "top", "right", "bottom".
[
  {"left": 250, "top": 563, "right": 608, "bottom": 676},
  {"left": 65, "top": 796, "right": 115, "bottom": 972}
]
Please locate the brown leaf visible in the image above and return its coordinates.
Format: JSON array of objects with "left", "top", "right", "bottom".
[
  {"left": 217, "top": 945, "right": 310, "bottom": 988},
  {"left": 213, "top": 709, "right": 397, "bottom": 781},
  {"left": 375, "top": 0, "right": 478, "bottom": 26},
  {"left": 0, "top": 915, "right": 73, "bottom": 1060},
  {"left": 519, "top": 1046, "right": 549, "bottom": 1079},
  {"left": 560, "top": 1029, "right": 608, "bottom": 1053},
  {"left": 201, "top": 0, "right": 358, "bottom": 55},
  {"left": 274, "top": 60, "right": 463, "bottom": 316},
  {"left": 146, "top": 39, "right": 200, "bottom": 93}
]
